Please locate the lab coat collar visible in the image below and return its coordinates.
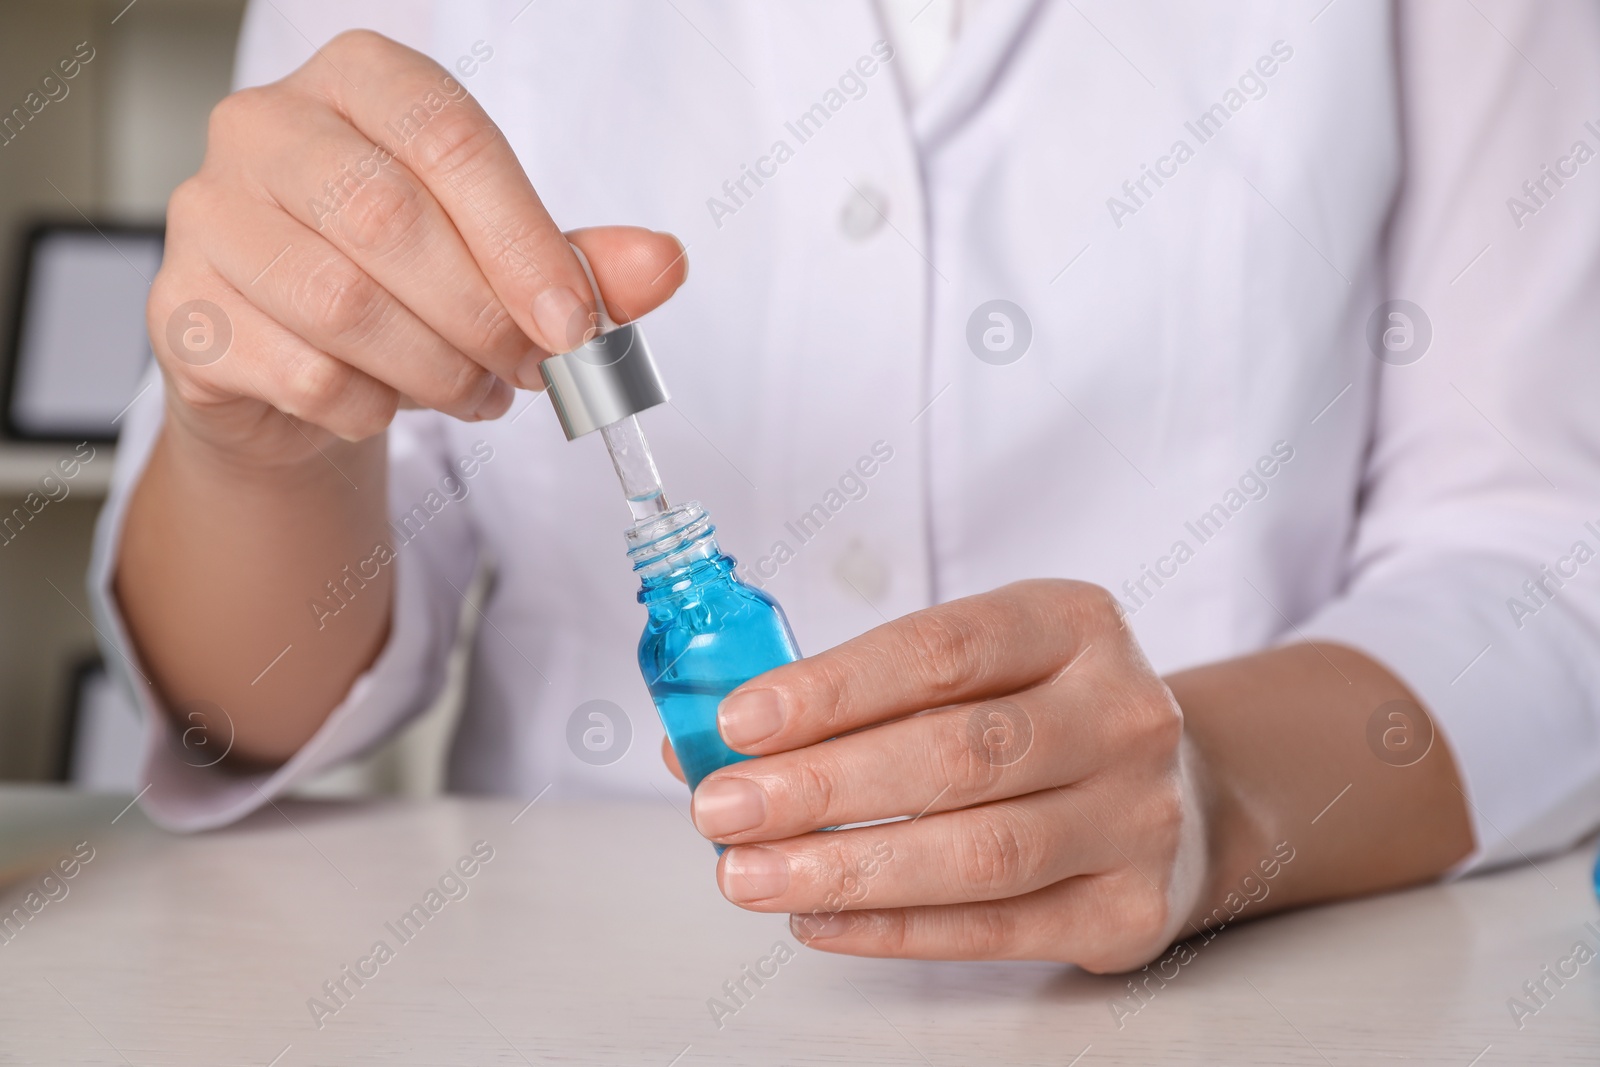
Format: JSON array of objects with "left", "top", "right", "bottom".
[{"left": 906, "top": 0, "right": 1049, "bottom": 151}]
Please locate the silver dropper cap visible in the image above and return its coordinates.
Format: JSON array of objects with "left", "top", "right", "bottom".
[{"left": 539, "top": 247, "right": 670, "bottom": 440}]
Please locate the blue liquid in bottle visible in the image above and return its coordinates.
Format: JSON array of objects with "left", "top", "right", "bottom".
[{"left": 628, "top": 501, "right": 801, "bottom": 792}]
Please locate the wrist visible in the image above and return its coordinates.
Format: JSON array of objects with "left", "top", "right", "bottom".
[
  {"left": 161, "top": 393, "right": 383, "bottom": 492},
  {"left": 1177, "top": 723, "right": 1277, "bottom": 936}
]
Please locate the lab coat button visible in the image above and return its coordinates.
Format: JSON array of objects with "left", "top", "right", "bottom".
[
  {"left": 839, "top": 183, "right": 889, "bottom": 240},
  {"left": 832, "top": 538, "right": 890, "bottom": 603}
]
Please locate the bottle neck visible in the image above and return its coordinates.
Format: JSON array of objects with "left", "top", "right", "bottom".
[{"left": 627, "top": 501, "right": 733, "bottom": 603}]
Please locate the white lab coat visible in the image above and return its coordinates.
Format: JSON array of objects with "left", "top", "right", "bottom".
[{"left": 93, "top": 0, "right": 1600, "bottom": 874}]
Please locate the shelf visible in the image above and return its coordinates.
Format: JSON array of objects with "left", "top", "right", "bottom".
[{"left": 0, "top": 443, "right": 115, "bottom": 498}]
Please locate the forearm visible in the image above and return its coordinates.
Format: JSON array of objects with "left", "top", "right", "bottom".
[
  {"left": 1170, "top": 641, "right": 1473, "bottom": 931},
  {"left": 114, "top": 418, "right": 392, "bottom": 766}
]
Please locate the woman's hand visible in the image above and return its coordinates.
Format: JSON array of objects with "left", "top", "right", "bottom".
[
  {"left": 123, "top": 28, "right": 688, "bottom": 764},
  {"left": 668, "top": 578, "right": 1475, "bottom": 971},
  {"left": 149, "top": 29, "right": 686, "bottom": 468},
  {"left": 683, "top": 579, "right": 1209, "bottom": 972}
]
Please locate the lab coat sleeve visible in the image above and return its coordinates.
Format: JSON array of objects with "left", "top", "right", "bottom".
[
  {"left": 88, "top": 372, "right": 479, "bottom": 831},
  {"left": 84, "top": 2, "right": 475, "bottom": 831},
  {"left": 1295, "top": 1, "right": 1600, "bottom": 871}
]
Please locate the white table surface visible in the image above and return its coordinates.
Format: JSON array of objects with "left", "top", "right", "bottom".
[{"left": 1, "top": 784, "right": 1596, "bottom": 1065}]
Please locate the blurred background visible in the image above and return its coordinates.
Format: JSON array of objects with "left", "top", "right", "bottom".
[{"left": 0, "top": 0, "right": 460, "bottom": 797}]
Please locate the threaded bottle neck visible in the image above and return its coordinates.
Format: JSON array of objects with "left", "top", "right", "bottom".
[{"left": 626, "top": 501, "right": 721, "bottom": 585}]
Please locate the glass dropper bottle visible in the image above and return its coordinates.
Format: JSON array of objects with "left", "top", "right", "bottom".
[{"left": 541, "top": 249, "right": 801, "bottom": 799}]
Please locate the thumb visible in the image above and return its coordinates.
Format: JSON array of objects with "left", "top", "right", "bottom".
[{"left": 562, "top": 226, "right": 688, "bottom": 337}]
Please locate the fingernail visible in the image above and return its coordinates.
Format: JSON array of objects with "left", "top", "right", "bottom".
[
  {"left": 718, "top": 689, "right": 785, "bottom": 749},
  {"left": 692, "top": 776, "right": 766, "bottom": 838},
  {"left": 514, "top": 349, "right": 548, "bottom": 390},
  {"left": 531, "top": 285, "right": 586, "bottom": 353},
  {"left": 661, "top": 230, "right": 689, "bottom": 284},
  {"left": 474, "top": 377, "right": 513, "bottom": 420},
  {"left": 721, "top": 846, "right": 789, "bottom": 902},
  {"left": 791, "top": 912, "right": 849, "bottom": 940}
]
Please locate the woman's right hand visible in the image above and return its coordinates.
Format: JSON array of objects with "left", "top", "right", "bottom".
[{"left": 149, "top": 29, "right": 688, "bottom": 468}]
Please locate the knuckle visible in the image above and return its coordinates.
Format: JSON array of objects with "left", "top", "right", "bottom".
[
  {"left": 204, "top": 93, "right": 237, "bottom": 141},
  {"left": 344, "top": 388, "right": 400, "bottom": 441},
  {"left": 434, "top": 356, "right": 494, "bottom": 412},
  {"left": 813, "top": 841, "right": 868, "bottom": 908},
  {"left": 787, "top": 757, "right": 839, "bottom": 828},
  {"left": 1132, "top": 687, "right": 1184, "bottom": 750},
  {"left": 1152, "top": 696, "right": 1184, "bottom": 747},
  {"left": 331, "top": 173, "right": 425, "bottom": 255},
  {"left": 872, "top": 910, "right": 913, "bottom": 955},
  {"left": 324, "top": 28, "right": 393, "bottom": 65},
  {"left": 901, "top": 609, "right": 984, "bottom": 694},
  {"left": 954, "top": 809, "right": 1031, "bottom": 897},
  {"left": 280, "top": 349, "right": 356, "bottom": 421},
  {"left": 956, "top": 900, "right": 1018, "bottom": 957},
  {"left": 164, "top": 177, "right": 210, "bottom": 232},
  {"left": 168, "top": 371, "right": 217, "bottom": 412},
  {"left": 463, "top": 300, "right": 522, "bottom": 357},
  {"left": 1073, "top": 878, "right": 1172, "bottom": 973},
  {"left": 485, "top": 222, "right": 569, "bottom": 287},
  {"left": 1022, "top": 575, "right": 1078, "bottom": 602},
  {"left": 1121, "top": 883, "right": 1172, "bottom": 944},
  {"left": 146, "top": 269, "right": 183, "bottom": 328},
  {"left": 205, "top": 87, "right": 262, "bottom": 145},
  {"left": 411, "top": 111, "right": 501, "bottom": 177},
  {"left": 300, "top": 256, "right": 386, "bottom": 344},
  {"left": 146, "top": 270, "right": 206, "bottom": 358},
  {"left": 1148, "top": 781, "right": 1184, "bottom": 836},
  {"left": 799, "top": 654, "right": 860, "bottom": 732},
  {"left": 933, "top": 714, "right": 997, "bottom": 794},
  {"left": 1073, "top": 582, "right": 1125, "bottom": 629},
  {"left": 205, "top": 86, "right": 294, "bottom": 161}
]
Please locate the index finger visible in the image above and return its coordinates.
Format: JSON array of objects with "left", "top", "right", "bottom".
[
  {"left": 291, "top": 31, "right": 600, "bottom": 353},
  {"left": 717, "top": 579, "right": 1110, "bottom": 754}
]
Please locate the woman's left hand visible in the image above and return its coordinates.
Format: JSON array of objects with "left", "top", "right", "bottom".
[{"left": 676, "top": 579, "right": 1211, "bottom": 972}]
